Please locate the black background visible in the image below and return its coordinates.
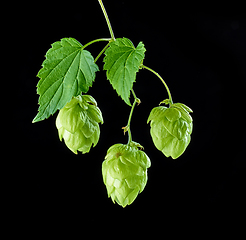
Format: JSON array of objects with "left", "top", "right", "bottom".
[{"left": 16, "top": 0, "right": 245, "bottom": 231}]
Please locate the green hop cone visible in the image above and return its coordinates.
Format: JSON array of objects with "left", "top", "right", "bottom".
[
  {"left": 56, "top": 95, "right": 103, "bottom": 154},
  {"left": 147, "top": 102, "right": 193, "bottom": 159},
  {"left": 102, "top": 142, "right": 151, "bottom": 207}
]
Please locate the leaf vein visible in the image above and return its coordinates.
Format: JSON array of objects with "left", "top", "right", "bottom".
[{"left": 38, "top": 48, "right": 80, "bottom": 90}]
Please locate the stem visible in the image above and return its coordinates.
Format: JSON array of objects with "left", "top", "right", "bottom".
[
  {"left": 131, "top": 89, "right": 141, "bottom": 104},
  {"left": 94, "top": 41, "right": 111, "bottom": 63},
  {"left": 131, "top": 89, "right": 137, "bottom": 100},
  {"left": 124, "top": 89, "right": 140, "bottom": 144},
  {"left": 82, "top": 38, "right": 111, "bottom": 50},
  {"left": 98, "top": 0, "right": 115, "bottom": 40},
  {"left": 126, "top": 99, "right": 137, "bottom": 144},
  {"left": 141, "top": 65, "right": 173, "bottom": 105}
]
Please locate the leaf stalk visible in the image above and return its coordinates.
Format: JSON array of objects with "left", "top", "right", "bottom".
[
  {"left": 82, "top": 38, "right": 111, "bottom": 50},
  {"left": 94, "top": 41, "right": 111, "bottom": 63}
]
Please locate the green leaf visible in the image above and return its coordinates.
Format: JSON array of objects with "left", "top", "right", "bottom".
[
  {"left": 33, "top": 38, "right": 99, "bottom": 123},
  {"left": 103, "top": 38, "right": 146, "bottom": 106}
]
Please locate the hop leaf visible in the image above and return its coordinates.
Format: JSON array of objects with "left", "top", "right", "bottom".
[
  {"left": 33, "top": 38, "right": 99, "bottom": 123},
  {"left": 102, "top": 142, "right": 151, "bottom": 207},
  {"left": 147, "top": 103, "right": 193, "bottom": 159},
  {"left": 56, "top": 95, "right": 103, "bottom": 154},
  {"left": 103, "top": 38, "right": 146, "bottom": 106}
]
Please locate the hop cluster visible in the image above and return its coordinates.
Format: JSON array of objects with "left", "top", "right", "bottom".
[
  {"left": 56, "top": 95, "right": 103, "bottom": 154},
  {"left": 102, "top": 142, "right": 151, "bottom": 207},
  {"left": 148, "top": 102, "right": 193, "bottom": 159}
]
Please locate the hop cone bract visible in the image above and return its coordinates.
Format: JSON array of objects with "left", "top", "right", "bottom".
[
  {"left": 56, "top": 95, "right": 103, "bottom": 154},
  {"left": 102, "top": 142, "right": 151, "bottom": 207},
  {"left": 147, "top": 102, "right": 193, "bottom": 159}
]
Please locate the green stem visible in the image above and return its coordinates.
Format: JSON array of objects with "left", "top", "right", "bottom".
[
  {"left": 131, "top": 89, "right": 137, "bottom": 101},
  {"left": 98, "top": 0, "right": 115, "bottom": 40},
  {"left": 125, "top": 89, "right": 140, "bottom": 144},
  {"left": 141, "top": 65, "right": 173, "bottom": 105},
  {"left": 94, "top": 41, "right": 111, "bottom": 63},
  {"left": 82, "top": 38, "right": 111, "bottom": 50},
  {"left": 126, "top": 99, "right": 137, "bottom": 144}
]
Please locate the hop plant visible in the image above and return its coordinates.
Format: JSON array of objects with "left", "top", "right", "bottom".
[
  {"left": 147, "top": 102, "right": 193, "bottom": 159},
  {"left": 33, "top": 1, "right": 195, "bottom": 208},
  {"left": 56, "top": 95, "right": 103, "bottom": 154},
  {"left": 102, "top": 142, "right": 151, "bottom": 207}
]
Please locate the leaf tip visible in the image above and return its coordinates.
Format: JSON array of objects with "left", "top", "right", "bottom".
[
  {"left": 32, "top": 116, "right": 39, "bottom": 123},
  {"left": 32, "top": 112, "right": 45, "bottom": 123}
]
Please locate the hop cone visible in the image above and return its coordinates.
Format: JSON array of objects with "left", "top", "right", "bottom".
[
  {"left": 102, "top": 142, "right": 151, "bottom": 207},
  {"left": 56, "top": 95, "right": 103, "bottom": 154},
  {"left": 147, "top": 102, "right": 193, "bottom": 159}
]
